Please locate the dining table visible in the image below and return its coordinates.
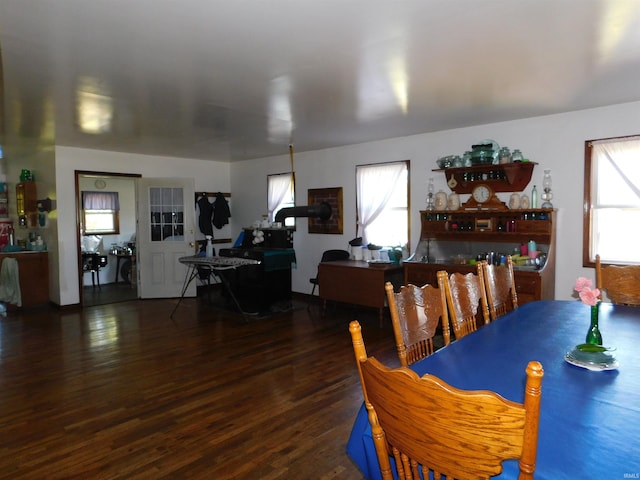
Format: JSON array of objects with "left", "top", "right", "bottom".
[{"left": 346, "top": 300, "right": 640, "bottom": 479}]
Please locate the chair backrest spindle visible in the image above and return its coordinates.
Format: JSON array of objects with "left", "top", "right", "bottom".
[
  {"left": 385, "top": 281, "right": 450, "bottom": 366},
  {"left": 437, "top": 269, "right": 489, "bottom": 340},
  {"left": 481, "top": 256, "right": 518, "bottom": 321}
]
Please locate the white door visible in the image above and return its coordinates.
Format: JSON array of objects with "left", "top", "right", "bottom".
[{"left": 137, "top": 177, "right": 196, "bottom": 298}]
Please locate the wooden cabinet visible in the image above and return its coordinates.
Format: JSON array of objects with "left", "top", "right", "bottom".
[
  {"left": 0, "top": 251, "right": 50, "bottom": 309},
  {"left": 405, "top": 208, "right": 556, "bottom": 304},
  {"left": 434, "top": 162, "right": 536, "bottom": 193}
]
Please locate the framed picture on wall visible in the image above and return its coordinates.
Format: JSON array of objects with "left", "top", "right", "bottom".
[{"left": 308, "top": 187, "right": 343, "bottom": 234}]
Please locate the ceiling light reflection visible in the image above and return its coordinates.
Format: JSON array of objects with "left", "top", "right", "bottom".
[
  {"left": 75, "top": 76, "right": 114, "bottom": 134},
  {"left": 267, "top": 75, "right": 293, "bottom": 142},
  {"left": 357, "top": 40, "right": 408, "bottom": 121},
  {"left": 597, "top": 2, "right": 640, "bottom": 63},
  {"left": 389, "top": 56, "right": 408, "bottom": 115}
]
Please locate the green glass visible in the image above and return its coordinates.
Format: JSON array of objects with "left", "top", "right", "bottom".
[{"left": 585, "top": 303, "right": 603, "bottom": 345}]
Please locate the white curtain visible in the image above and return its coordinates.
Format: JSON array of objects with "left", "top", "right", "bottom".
[
  {"left": 82, "top": 191, "right": 120, "bottom": 210},
  {"left": 267, "top": 173, "right": 293, "bottom": 221},
  {"left": 356, "top": 162, "right": 405, "bottom": 244},
  {"left": 592, "top": 137, "right": 640, "bottom": 204},
  {"left": 591, "top": 136, "right": 640, "bottom": 263}
]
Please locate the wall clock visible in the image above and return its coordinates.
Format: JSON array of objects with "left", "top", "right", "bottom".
[{"left": 94, "top": 179, "right": 106, "bottom": 189}]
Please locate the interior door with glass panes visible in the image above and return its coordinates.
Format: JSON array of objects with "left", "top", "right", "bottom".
[{"left": 137, "top": 178, "right": 195, "bottom": 298}]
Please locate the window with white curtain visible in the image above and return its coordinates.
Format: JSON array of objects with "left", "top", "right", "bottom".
[
  {"left": 584, "top": 136, "right": 640, "bottom": 266},
  {"left": 356, "top": 161, "right": 409, "bottom": 248},
  {"left": 267, "top": 172, "right": 295, "bottom": 227},
  {"left": 82, "top": 191, "right": 120, "bottom": 235}
]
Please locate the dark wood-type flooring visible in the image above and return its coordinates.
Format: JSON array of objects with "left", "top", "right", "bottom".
[
  {"left": 0, "top": 292, "right": 401, "bottom": 479},
  {"left": 83, "top": 282, "right": 138, "bottom": 307}
]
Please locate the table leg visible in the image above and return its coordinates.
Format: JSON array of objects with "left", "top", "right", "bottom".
[
  {"left": 170, "top": 265, "right": 200, "bottom": 319},
  {"left": 114, "top": 256, "right": 121, "bottom": 283}
]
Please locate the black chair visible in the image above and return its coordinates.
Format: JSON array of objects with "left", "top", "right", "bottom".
[
  {"left": 309, "top": 249, "right": 350, "bottom": 296},
  {"left": 82, "top": 253, "right": 108, "bottom": 289}
]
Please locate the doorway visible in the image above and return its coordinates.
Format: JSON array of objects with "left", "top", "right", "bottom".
[{"left": 76, "top": 171, "right": 141, "bottom": 307}]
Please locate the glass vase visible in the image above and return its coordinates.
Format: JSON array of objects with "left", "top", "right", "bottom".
[{"left": 585, "top": 303, "right": 603, "bottom": 345}]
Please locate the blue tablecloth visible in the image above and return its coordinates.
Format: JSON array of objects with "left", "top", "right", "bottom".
[{"left": 347, "top": 300, "right": 640, "bottom": 479}]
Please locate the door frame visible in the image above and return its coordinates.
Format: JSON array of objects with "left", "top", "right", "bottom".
[{"left": 75, "top": 170, "right": 142, "bottom": 306}]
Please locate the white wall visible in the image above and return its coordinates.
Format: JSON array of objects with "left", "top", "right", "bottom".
[
  {"left": 231, "top": 101, "right": 640, "bottom": 300},
  {"left": 55, "top": 147, "right": 231, "bottom": 306}
]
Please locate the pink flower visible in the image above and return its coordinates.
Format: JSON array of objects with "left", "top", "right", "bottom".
[
  {"left": 573, "top": 277, "right": 601, "bottom": 306},
  {"left": 574, "top": 277, "right": 593, "bottom": 293},
  {"left": 578, "top": 287, "right": 601, "bottom": 306}
]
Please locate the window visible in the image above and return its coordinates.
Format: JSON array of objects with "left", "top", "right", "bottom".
[
  {"left": 149, "top": 187, "right": 184, "bottom": 241},
  {"left": 584, "top": 136, "right": 640, "bottom": 266},
  {"left": 268, "top": 172, "right": 295, "bottom": 227},
  {"left": 356, "top": 161, "right": 409, "bottom": 248},
  {"left": 82, "top": 191, "right": 120, "bottom": 235}
]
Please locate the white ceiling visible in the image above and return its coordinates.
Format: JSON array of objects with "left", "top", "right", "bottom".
[{"left": 2, "top": 0, "right": 640, "bottom": 162}]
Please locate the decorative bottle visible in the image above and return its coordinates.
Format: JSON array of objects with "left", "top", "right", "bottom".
[
  {"left": 511, "top": 149, "right": 523, "bottom": 162},
  {"left": 531, "top": 185, "right": 538, "bottom": 208},
  {"left": 205, "top": 236, "right": 213, "bottom": 257},
  {"left": 585, "top": 303, "right": 603, "bottom": 345},
  {"left": 498, "top": 147, "right": 511, "bottom": 164}
]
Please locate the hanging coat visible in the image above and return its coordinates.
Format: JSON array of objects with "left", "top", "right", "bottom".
[
  {"left": 197, "top": 195, "right": 214, "bottom": 236},
  {"left": 213, "top": 193, "right": 231, "bottom": 229}
]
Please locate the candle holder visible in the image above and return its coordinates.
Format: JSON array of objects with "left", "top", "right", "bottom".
[{"left": 541, "top": 169, "right": 553, "bottom": 208}]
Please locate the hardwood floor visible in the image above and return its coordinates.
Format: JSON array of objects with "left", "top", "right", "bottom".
[
  {"left": 0, "top": 293, "right": 400, "bottom": 479},
  {"left": 83, "top": 282, "right": 138, "bottom": 307}
]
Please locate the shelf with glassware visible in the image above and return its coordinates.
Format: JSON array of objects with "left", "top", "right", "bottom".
[
  {"left": 16, "top": 181, "right": 38, "bottom": 228},
  {"left": 404, "top": 207, "right": 556, "bottom": 304},
  {"left": 434, "top": 161, "right": 536, "bottom": 194},
  {"left": 419, "top": 208, "right": 553, "bottom": 244}
]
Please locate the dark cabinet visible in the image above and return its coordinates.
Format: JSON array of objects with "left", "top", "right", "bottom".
[{"left": 0, "top": 251, "right": 49, "bottom": 309}]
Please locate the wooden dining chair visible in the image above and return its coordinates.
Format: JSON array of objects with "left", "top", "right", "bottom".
[
  {"left": 481, "top": 256, "right": 519, "bottom": 321},
  {"left": 437, "top": 269, "right": 490, "bottom": 340},
  {"left": 385, "top": 281, "right": 450, "bottom": 367},
  {"left": 595, "top": 254, "right": 640, "bottom": 306},
  {"left": 349, "top": 320, "right": 544, "bottom": 480}
]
